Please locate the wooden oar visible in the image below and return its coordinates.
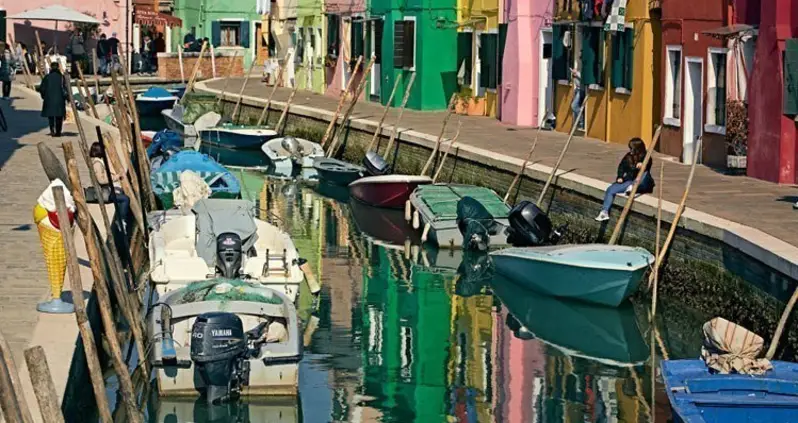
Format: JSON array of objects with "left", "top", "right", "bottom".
[
  {"left": 276, "top": 83, "right": 300, "bottom": 135},
  {"left": 650, "top": 162, "right": 664, "bottom": 318},
  {"left": 608, "top": 124, "right": 663, "bottom": 244},
  {"left": 215, "top": 50, "right": 240, "bottom": 105},
  {"left": 503, "top": 120, "right": 544, "bottom": 203},
  {"left": 420, "top": 93, "right": 458, "bottom": 177},
  {"left": 230, "top": 56, "right": 259, "bottom": 123},
  {"left": 365, "top": 74, "right": 403, "bottom": 154},
  {"left": 536, "top": 97, "right": 586, "bottom": 205},
  {"left": 383, "top": 72, "right": 416, "bottom": 162},
  {"left": 432, "top": 121, "right": 462, "bottom": 183},
  {"left": 320, "top": 56, "right": 364, "bottom": 148},
  {"left": 256, "top": 51, "right": 291, "bottom": 126},
  {"left": 327, "top": 56, "right": 377, "bottom": 157}
]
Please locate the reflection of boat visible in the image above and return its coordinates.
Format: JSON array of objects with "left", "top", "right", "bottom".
[
  {"left": 199, "top": 143, "right": 271, "bottom": 168},
  {"left": 348, "top": 175, "right": 432, "bottom": 209},
  {"left": 148, "top": 279, "right": 301, "bottom": 399},
  {"left": 350, "top": 196, "right": 421, "bottom": 247},
  {"left": 312, "top": 158, "right": 365, "bottom": 186},
  {"left": 491, "top": 274, "right": 648, "bottom": 366},
  {"left": 261, "top": 137, "right": 324, "bottom": 170},
  {"left": 662, "top": 360, "right": 798, "bottom": 423},
  {"left": 490, "top": 244, "right": 654, "bottom": 307},
  {"left": 149, "top": 199, "right": 304, "bottom": 302},
  {"left": 135, "top": 87, "right": 179, "bottom": 116},
  {"left": 314, "top": 181, "right": 351, "bottom": 203},
  {"left": 152, "top": 397, "right": 299, "bottom": 423},
  {"left": 150, "top": 151, "right": 241, "bottom": 209},
  {"left": 408, "top": 184, "right": 510, "bottom": 248},
  {"left": 199, "top": 125, "right": 279, "bottom": 150}
]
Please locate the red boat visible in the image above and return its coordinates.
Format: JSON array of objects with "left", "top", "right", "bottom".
[{"left": 348, "top": 175, "right": 432, "bottom": 209}]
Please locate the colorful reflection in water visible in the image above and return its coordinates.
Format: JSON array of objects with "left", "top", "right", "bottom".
[{"left": 148, "top": 171, "right": 677, "bottom": 423}]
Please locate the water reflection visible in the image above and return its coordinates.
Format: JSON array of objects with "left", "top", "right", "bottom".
[{"left": 145, "top": 170, "right": 666, "bottom": 422}]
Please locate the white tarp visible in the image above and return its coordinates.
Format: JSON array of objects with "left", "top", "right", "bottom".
[
  {"left": 701, "top": 317, "right": 773, "bottom": 375},
  {"left": 9, "top": 5, "right": 101, "bottom": 24}
]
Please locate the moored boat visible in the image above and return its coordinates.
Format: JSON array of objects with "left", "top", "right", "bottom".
[
  {"left": 348, "top": 175, "right": 432, "bottom": 209},
  {"left": 135, "top": 86, "right": 179, "bottom": 117},
  {"left": 490, "top": 244, "right": 654, "bottom": 307},
  {"left": 199, "top": 124, "right": 279, "bottom": 150},
  {"left": 349, "top": 195, "right": 421, "bottom": 246},
  {"left": 313, "top": 157, "right": 365, "bottom": 186},
  {"left": 148, "top": 279, "right": 301, "bottom": 399},
  {"left": 150, "top": 150, "right": 241, "bottom": 209},
  {"left": 261, "top": 136, "right": 325, "bottom": 171}
]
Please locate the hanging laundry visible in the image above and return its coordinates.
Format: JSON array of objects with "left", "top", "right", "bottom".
[
  {"left": 604, "top": 0, "right": 627, "bottom": 32},
  {"left": 581, "top": 0, "right": 595, "bottom": 20}
]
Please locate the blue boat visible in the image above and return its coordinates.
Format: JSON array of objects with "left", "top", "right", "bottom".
[
  {"left": 661, "top": 359, "right": 798, "bottom": 423},
  {"left": 146, "top": 129, "right": 183, "bottom": 159},
  {"left": 135, "top": 87, "right": 179, "bottom": 117},
  {"left": 150, "top": 150, "right": 241, "bottom": 209},
  {"left": 198, "top": 124, "right": 279, "bottom": 150}
]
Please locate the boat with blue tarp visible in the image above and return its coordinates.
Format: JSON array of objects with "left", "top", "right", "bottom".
[
  {"left": 150, "top": 150, "right": 241, "bottom": 209},
  {"left": 135, "top": 86, "right": 179, "bottom": 117}
]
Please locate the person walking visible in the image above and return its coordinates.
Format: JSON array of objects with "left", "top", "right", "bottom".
[
  {"left": 97, "top": 33, "right": 109, "bottom": 75},
  {"left": 0, "top": 44, "right": 13, "bottom": 99},
  {"left": 107, "top": 32, "right": 120, "bottom": 75},
  {"left": 594, "top": 137, "right": 655, "bottom": 222},
  {"left": 67, "top": 29, "right": 86, "bottom": 78},
  {"left": 39, "top": 61, "right": 67, "bottom": 137}
]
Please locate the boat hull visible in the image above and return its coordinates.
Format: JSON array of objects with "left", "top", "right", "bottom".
[
  {"left": 490, "top": 246, "right": 652, "bottom": 307},
  {"left": 200, "top": 127, "right": 278, "bottom": 150},
  {"left": 157, "top": 362, "right": 299, "bottom": 398},
  {"left": 162, "top": 108, "right": 197, "bottom": 138},
  {"left": 137, "top": 98, "right": 177, "bottom": 116},
  {"left": 312, "top": 158, "right": 364, "bottom": 186},
  {"left": 349, "top": 175, "right": 432, "bottom": 209},
  {"left": 662, "top": 360, "right": 798, "bottom": 423}
]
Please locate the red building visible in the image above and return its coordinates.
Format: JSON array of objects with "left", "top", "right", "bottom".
[
  {"left": 657, "top": 0, "right": 757, "bottom": 169},
  {"left": 748, "top": 0, "right": 798, "bottom": 183}
]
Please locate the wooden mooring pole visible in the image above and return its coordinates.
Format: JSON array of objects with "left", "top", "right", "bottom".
[
  {"left": 255, "top": 52, "right": 290, "bottom": 126},
  {"left": 365, "top": 74, "right": 403, "bottom": 154},
  {"left": 23, "top": 346, "right": 64, "bottom": 423},
  {"left": 432, "top": 121, "right": 462, "bottom": 183},
  {"left": 536, "top": 97, "right": 587, "bottom": 206},
  {"left": 420, "top": 93, "right": 457, "bottom": 177},
  {"left": 0, "top": 330, "right": 33, "bottom": 423},
  {"left": 327, "top": 56, "right": 377, "bottom": 158},
  {"left": 275, "top": 83, "right": 300, "bottom": 135},
  {"left": 231, "top": 57, "right": 259, "bottom": 123},
  {"left": 215, "top": 50, "right": 240, "bottom": 106},
  {"left": 383, "top": 72, "right": 416, "bottom": 162},
  {"left": 320, "top": 56, "right": 363, "bottom": 148}
]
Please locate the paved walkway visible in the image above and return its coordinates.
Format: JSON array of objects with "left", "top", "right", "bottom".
[{"left": 207, "top": 78, "right": 798, "bottom": 249}]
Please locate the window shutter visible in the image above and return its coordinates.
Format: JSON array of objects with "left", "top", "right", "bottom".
[
  {"left": 457, "top": 32, "right": 473, "bottom": 86},
  {"left": 479, "top": 33, "right": 498, "bottom": 89},
  {"left": 403, "top": 20, "right": 415, "bottom": 68},
  {"left": 624, "top": 28, "right": 634, "bottom": 90},
  {"left": 393, "top": 21, "right": 405, "bottom": 69},
  {"left": 552, "top": 26, "right": 567, "bottom": 81},
  {"left": 785, "top": 39, "right": 798, "bottom": 115},
  {"left": 498, "top": 23, "right": 508, "bottom": 85},
  {"left": 328, "top": 15, "right": 340, "bottom": 56},
  {"left": 581, "top": 28, "right": 596, "bottom": 86},
  {"left": 611, "top": 31, "right": 625, "bottom": 89},
  {"left": 351, "top": 21, "right": 365, "bottom": 60},
  {"left": 240, "top": 21, "right": 250, "bottom": 48},
  {"left": 374, "top": 20, "right": 384, "bottom": 64},
  {"left": 211, "top": 22, "right": 221, "bottom": 47}
]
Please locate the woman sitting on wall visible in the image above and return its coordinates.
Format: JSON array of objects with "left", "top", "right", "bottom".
[{"left": 595, "top": 137, "right": 655, "bottom": 222}]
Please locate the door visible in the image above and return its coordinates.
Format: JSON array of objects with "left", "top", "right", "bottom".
[
  {"left": 255, "top": 23, "right": 269, "bottom": 63},
  {"left": 683, "top": 58, "right": 703, "bottom": 164},
  {"left": 370, "top": 20, "right": 381, "bottom": 99},
  {"left": 539, "top": 29, "right": 553, "bottom": 126}
]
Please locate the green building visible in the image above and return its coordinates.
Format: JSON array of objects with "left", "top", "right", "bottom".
[
  {"left": 171, "top": 0, "right": 261, "bottom": 68},
  {"left": 294, "top": 0, "right": 325, "bottom": 93},
  {"left": 367, "top": 0, "right": 459, "bottom": 110}
]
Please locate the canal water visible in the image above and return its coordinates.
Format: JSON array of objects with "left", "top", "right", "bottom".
[{"left": 143, "top": 162, "right": 678, "bottom": 423}]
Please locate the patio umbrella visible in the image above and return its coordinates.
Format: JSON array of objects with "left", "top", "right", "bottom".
[{"left": 8, "top": 5, "right": 101, "bottom": 54}]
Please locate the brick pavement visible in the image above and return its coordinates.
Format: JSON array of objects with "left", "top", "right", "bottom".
[{"left": 206, "top": 78, "right": 798, "bottom": 249}]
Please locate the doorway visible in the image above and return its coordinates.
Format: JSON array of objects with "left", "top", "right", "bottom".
[
  {"left": 538, "top": 29, "right": 553, "bottom": 127},
  {"left": 370, "top": 20, "right": 382, "bottom": 99},
  {"left": 683, "top": 57, "right": 703, "bottom": 164},
  {"left": 254, "top": 22, "right": 269, "bottom": 64}
]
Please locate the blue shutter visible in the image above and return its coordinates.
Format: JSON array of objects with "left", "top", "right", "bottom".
[
  {"left": 552, "top": 26, "right": 567, "bottom": 81},
  {"left": 624, "top": 28, "right": 634, "bottom": 90},
  {"left": 581, "top": 28, "right": 596, "bottom": 86},
  {"left": 240, "top": 21, "right": 251, "bottom": 48},
  {"left": 211, "top": 21, "right": 221, "bottom": 47}
]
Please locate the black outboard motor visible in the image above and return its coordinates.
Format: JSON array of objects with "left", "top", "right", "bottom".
[
  {"left": 190, "top": 312, "right": 251, "bottom": 405},
  {"left": 505, "top": 201, "right": 556, "bottom": 247},
  {"left": 456, "top": 197, "right": 502, "bottom": 251},
  {"left": 216, "top": 233, "right": 243, "bottom": 278},
  {"left": 362, "top": 151, "right": 391, "bottom": 176}
]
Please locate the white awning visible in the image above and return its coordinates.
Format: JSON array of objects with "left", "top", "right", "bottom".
[{"left": 8, "top": 5, "right": 101, "bottom": 24}]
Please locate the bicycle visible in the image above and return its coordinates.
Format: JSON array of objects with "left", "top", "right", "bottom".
[{"left": 0, "top": 104, "right": 7, "bottom": 132}]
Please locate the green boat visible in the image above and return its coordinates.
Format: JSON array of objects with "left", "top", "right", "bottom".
[
  {"left": 407, "top": 184, "right": 510, "bottom": 248},
  {"left": 490, "top": 244, "right": 654, "bottom": 307}
]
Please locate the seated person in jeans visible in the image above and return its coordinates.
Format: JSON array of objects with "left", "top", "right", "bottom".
[
  {"left": 89, "top": 142, "right": 131, "bottom": 233},
  {"left": 595, "top": 137, "right": 655, "bottom": 222}
]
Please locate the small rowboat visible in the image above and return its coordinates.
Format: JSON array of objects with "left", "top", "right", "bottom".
[
  {"left": 261, "top": 137, "right": 324, "bottom": 171},
  {"left": 312, "top": 158, "right": 365, "bottom": 186},
  {"left": 348, "top": 175, "right": 432, "bottom": 209},
  {"left": 199, "top": 124, "right": 279, "bottom": 150},
  {"left": 135, "top": 87, "right": 179, "bottom": 117},
  {"left": 490, "top": 244, "right": 654, "bottom": 307}
]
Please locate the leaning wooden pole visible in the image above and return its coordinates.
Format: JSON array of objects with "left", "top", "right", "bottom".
[
  {"left": 432, "top": 121, "right": 463, "bottom": 183},
  {"left": 92, "top": 48, "right": 100, "bottom": 93},
  {"left": 608, "top": 125, "right": 663, "bottom": 245},
  {"left": 503, "top": 130, "right": 541, "bottom": 203},
  {"left": 8, "top": 34, "right": 33, "bottom": 89},
  {"left": 420, "top": 93, "right": 458, "bottom": 177},
  {"left": 23, "top": 347, "right": 64, "bottom": 423},
  {"left": 62, "top": 144, "right": 143, "bottom": 423},
  {"left": 536, "top": 97, "right": 587, "bottom": 205},
  {"left": 180, "top": 41, "right": 208, "bottom": 104},
  {"left": 384, "top": 72, "right": 417, "bottom": 161},
  {"left": 177, "top": 45, "right": 185, "bottom": 84},
  {"left": 34, "top": 31, "right": 46, "bottom": 77},
  {"left": 326, "top": 56, "right": 377, "bottom": 157},
  {"left": 51, "top": 187, "right": 113, "bottom": 423},
  {"left": 76, "top": 65, "right": 99, "bottom": 119},
  {"left": 275, "top": 83, "right": 300, "bottom": 135},
  {"left": 766, "top": 287, "right": 798, "bottom": 360},
  {"left": 230, "top": 57, "right": 259, "bottom": 123},
  {"left": 255, "top": 52, "right": 290, "bottom": 126},
  {"left": 365, "top": 74, "right": 403, "bottom": 154},
  {"left": 215, "top": 50, "right": 240, "bottom": 106},
  {"left": 320, "top": 56, "right": 363, "bottom": 147},
  {"left": 651, "top": 162, "right": 664, "bottom": 318},
  {"left": 0, "top": 333, "right": 31, "bottom": 423}
]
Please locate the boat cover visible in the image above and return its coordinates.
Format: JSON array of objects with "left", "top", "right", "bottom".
[
  {"left": 147, "top": 129, "right": 183, "bottom": 158},
  {"left": 139, "top": 86, "right": 176, "bottom": 99},
  {"left": 701, "top": 317, "right": 773, "bottom": 375},
  {"left": 457, "top": 196, "right": 505, "bottom": 250},
  {"left": 172, "top": 170, "right": 211, "bottom": 212},
  {"left": 191, "top": 199, "right": 259, "bottom": 267},
  {"left": 150, "top": 150, "right": 241, "bottom": 196}
]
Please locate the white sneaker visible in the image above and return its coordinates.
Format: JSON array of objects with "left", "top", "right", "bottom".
[{"left": 594, "top": 210, "right": 610, "bottom": 222}]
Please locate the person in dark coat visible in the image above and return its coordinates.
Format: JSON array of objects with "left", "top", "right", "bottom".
[
  {"left": 0, "top": 44, "right": 13, "bottom": 99},
  {"left": 67, "top": 29, "right": 86, "bottom": 78},
  {"left": 39, "top": 62, "right": 67, "bottom": 137}
]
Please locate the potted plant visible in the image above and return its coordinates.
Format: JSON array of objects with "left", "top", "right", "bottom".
[
  {"left": 454, "top": 91, "right": 486, "bottom": 116},
  {"left": 726, "top": 100, "right": 748, "bottom": 172}
]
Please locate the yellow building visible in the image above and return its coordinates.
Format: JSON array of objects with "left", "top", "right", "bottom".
[
  {"left": 551, "top": 1, "right": 659, "bottom": 146},
  {"left": 455, "top": 0, "right": 501, "bottom": 117}
]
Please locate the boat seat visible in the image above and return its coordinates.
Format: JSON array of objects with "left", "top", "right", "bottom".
[
  {"left": 161, "top": 257, "right": 212, "bottom": 282},
  {"left": 164, "top": 237, "right": 198, "bottom": 256}
]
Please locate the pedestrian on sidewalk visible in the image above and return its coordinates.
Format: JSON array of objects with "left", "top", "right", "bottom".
[
  {"left": 0, "top": 43, "right": 13, "bottom": 99},
  {"left": 89, "top": 141, "right": 131, "bottom": 233},
  {"left": 570, "top": 68, "right": 585, "bottom": 131},
  {"left": 595, "top": 137, "right": 655, "bottom": 222},
  {"left": 39, "top": 61, "right": 67, "bottom": 137},
  {"left": 66, "top": 29, "right": 86, "bottom": 78},
  {"left": 97, "top": 33, "right": 109, "bottom": 75}
]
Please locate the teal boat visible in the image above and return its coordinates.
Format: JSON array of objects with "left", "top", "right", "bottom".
[
  {"left": 199, "top": 124, "right": 279, "bottom": 150},
  {"left": 490, "top": 244, "right": 654, "bottom": 307}
]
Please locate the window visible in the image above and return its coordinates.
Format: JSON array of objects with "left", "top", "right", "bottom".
[
  {"left": 611, "top": 27, "right": 634, "bottom": 91},
  {"left": 706, "top": 48, "right": 727, "bottom": 130},
  {"left": 480, "top": 32, "right": 499, "bottom": 90},
  {"left": 351, "top": 19, "right": 365, "bottom": 61},
  {"left": 393, "top": 18, "right": 415, "bottom": 69},
  {"left": 580, "top": 26, "right": 604, "bottom": 87},
  {"left": 552, "top": 25, "right": 572, "bottom": 81},
  {"left": 327, "top": 14, "right": 341, "bottom": 57},
  {"left": 212, "top": 21, "right": 250, "bottom": 48},
  {"left": 293, "top": 28, "right": 304, "bottom": 65},
  {"left": 664, "top": 45, "right": 682, "bottom": 125},
  {"left": 457, "top": 32, "right": 473, "bottom": 88},
  {"left": 374, "top": 20, "right": 384, "bottom": 64},
  {"left": 221, "top": 22, "right": 241, "bottom": 47}
]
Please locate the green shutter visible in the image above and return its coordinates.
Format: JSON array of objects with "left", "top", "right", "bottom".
[
  {"left": 498, "top": 23, "right": 508, "bottom": 85},
  {"left": 211, "top": 22, "right": 221, "bottom": 47},
  {"left": 393, "top": 21, "right": 405, "bottom": 69},
  {"left": 581, "top": 27, "right": 596, "bottom": 86},
  {"left": 786, "top": 39, "right": 798, "bottom": 115},
  {"left": 611, "top": 31, "right": 623, "bottom": 89},
  {"left": 457, "top": 32, "right": 473, "bottom": 86},
  {"left": 597, "top": 28, "right": 605, "bottom": 85},
  {"left": 552, "top": 26, "right": 567, "bottom": 81},
  {"left": 479, "top": 33, "right": 498, "bottom": 89},
  {"left": 240, "top": 21, "right": 250, "bottom": 48},
  {"left": 624, "top": 28, "right": 634, "bottom": 90},
  {"left": 351, "top": 21, "right": 365, "bottom": 60}
]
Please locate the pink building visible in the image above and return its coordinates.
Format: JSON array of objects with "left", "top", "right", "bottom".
[
  {"left": 2, "top": 0, "right": 130, "bottom": 53},
  {"left": 499, "top": 0, "right": 553, "bottom": 127},
  {"left": 324, "top": 0, "right": 368, "bottom": 99}
]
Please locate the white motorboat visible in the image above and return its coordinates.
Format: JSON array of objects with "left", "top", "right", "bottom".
[
  {"left": 261, "top": 136, "right": 324, "bottom": 171},
  {"left": 148, "top": 198, "right": 304, "bottom": 302}
]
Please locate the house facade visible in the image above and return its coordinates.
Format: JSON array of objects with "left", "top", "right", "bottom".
[
  {"left": 370, "top": 0, "right": 458, "bottom": 110},
  {"left": 294, "top": 0, "right": 325, "bottom": 93},
  {"left": 323, "top": 0, "right": 367, "bottom": 98},
  {"left": 453, "top": 0, "right": 502, "bottom": 117},
  {"left": 551, "top": 0, "right": 659, "bottom": 146},
  {"left": 499, "top": 0, "right": 553, "bottom": 127}
]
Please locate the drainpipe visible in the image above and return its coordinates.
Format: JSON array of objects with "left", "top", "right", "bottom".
[{"left": 605, "top": 33, "right": 611, "bottom": 142}]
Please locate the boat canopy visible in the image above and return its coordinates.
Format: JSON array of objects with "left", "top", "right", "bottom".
[{"left": 191, "top": 199, "right": 258, "bottom": 267}]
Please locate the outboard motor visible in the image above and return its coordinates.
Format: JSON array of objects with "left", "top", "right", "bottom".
[
  {"left": 456, "top": 197, "right": 502, "bottom": 251},
  {"left": 362, "top": 151, "right": 391, "bottom": 176},
  {"left": 216, "top": 233, "right": 243, "bottom": 278},
  {"left": 281, "top": 136, "right": 303, "bottom": 160},
  {"left": 505, "top": 201, "right": 564, "bottom": 246},
  {"left": 190, "top": 312, "right": 251, "bottom": 405}
]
